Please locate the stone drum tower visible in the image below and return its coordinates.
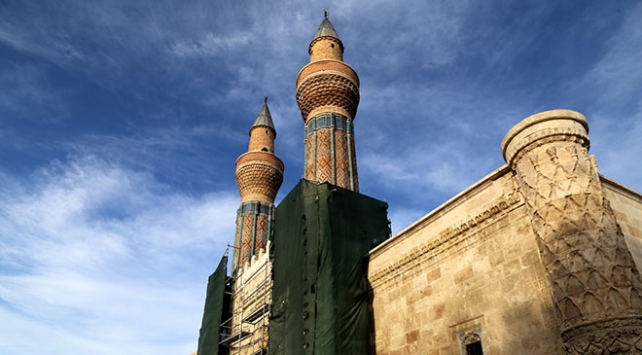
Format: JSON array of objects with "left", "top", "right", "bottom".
[
  {"left": 502, "top": 110, "right": 642, "bottom": 353},
  {"left": 296, "top": 11, "right": 360, "bottom": 191},
  {"left": 233, "top": 98, "right": 284, "bottom": 271}
]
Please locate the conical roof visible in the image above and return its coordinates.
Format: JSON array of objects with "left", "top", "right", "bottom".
[
  {"left": 312, "top": 10, "right": 340, "bottom": 41},
  {"left": 251, "top": 97, "right": 275, "bottom": 134}
]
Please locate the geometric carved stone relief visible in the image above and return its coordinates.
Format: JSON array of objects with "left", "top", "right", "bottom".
[{"left": 502, "top": 110, "right": 642, "bottom": 353}]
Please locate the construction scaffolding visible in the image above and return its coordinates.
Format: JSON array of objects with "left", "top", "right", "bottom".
[{"left": 219, "top": 247, "right": 273, "bottom": 355}]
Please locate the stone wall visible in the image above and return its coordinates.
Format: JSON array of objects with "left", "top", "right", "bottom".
[
  {"left": 366, "top": 110, "right": 642, "bottom": 354},
  {"left": 603, "top": 177, "right": 642, "bottom": 273},
  {"left": 368, "top": 167, "right": 564, "bottom": 354}
]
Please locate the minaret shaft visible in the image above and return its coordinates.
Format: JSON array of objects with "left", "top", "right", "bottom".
[
  {"left": 233, "top": 201, "right": 273, "bottom": 270},
  {"left": 303, "top": 114, "right": 358, "bottom": 191}
]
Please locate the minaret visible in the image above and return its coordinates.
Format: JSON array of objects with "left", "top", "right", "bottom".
[
  {"left": 296, "top": 11, "right": 360, "bottom": 191},
  {"left": 233, "top": 98, "right": 284, "bottom": 272}
]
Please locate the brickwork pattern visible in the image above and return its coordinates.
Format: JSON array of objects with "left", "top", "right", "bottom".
[
  {"left": 248, "top": 127, "right": 275, "bottom": 153},
  {"left": 297, "top": 61, "right": 359, "bottom": 90},
  {"left": 233, "top": 219, "right": 242, "bottom": 271},
  {"left": 349, "top": 134, "right": 359, "bottom": 192},
  {"left": 297, "top": 26, "right": 360, "bottom": 192},
  {"left": 504, "top": 110, "right": 642, "bottom": 353},
  {"left": 303, "top": 127, "right": 358, "bottom": 191},
  {"left": 238, "top": 214, "right": 254, "bottom": 269},
  {"left": 296, "top": 72, "right": 359, "bottom": 119},
  {"left": 335, "top": 129, "right": 349, "bottom": 188},
  {"left": 304, "top": 132, "right": 315, "bottom": 180},
  {"left": 235, "top": 158, "right": 283, "bottom": 203},
  {"left": 309, "top": 37, "right": 343, "bottom": 61},
  {"left": 233, "top": 209, "right": 273, "bottom": 272},
  {"left": 315, "top": 128, "right": 332, "bottom": 183},
  {"left": 255, "top": 214, "right": 268, "bottom": 251}
]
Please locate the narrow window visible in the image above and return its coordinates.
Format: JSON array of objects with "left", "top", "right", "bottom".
[
  {"left": 466, "top": 341, "right": 483, "bottom": 355},
  {"left": 459, "top": 328, "right": 483, "bottom": 355}
]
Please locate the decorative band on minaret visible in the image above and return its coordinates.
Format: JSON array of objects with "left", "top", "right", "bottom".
[
  {"left": 233, "top": 98, "right": 284, "bottom": 272},
  {"left": 502, "top": 110, "right": 642, "bottom": 353},
  {"left": 296, "top": 12, "right": 360, "bottom": 192}
]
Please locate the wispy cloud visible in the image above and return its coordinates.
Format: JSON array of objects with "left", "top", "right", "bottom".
[
  {"left": 171, "top": 32, "right": 252, "bottom": 58},
  {"left": 578, "top": 2, "right": 642, "bottom": 190},
  {"left": 0, "top": 155, "right": 238, "bottom": 354},
  {"left": 583, "top": 3, "right": 642, "bottom": 107},
  {"left": 0, "top": 65, "right": 68, "bottom": 122}
]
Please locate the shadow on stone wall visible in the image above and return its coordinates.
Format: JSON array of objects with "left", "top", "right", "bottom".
[
  {"left": 365, "top": 255, "right": 377, "bottom": 354},
  {"left": 496, "top": 295, "right": 563, "bottom": 353}
]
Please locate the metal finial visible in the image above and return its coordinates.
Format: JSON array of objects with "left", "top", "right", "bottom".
[
  {"left": 264, "top": 96, "right": 268, "bottom": 104},
  {"left": 324, "top": 9, "right": 328, "bottom": 19}
]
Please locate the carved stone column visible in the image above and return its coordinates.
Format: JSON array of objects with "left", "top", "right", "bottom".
[{"left": 502, "top": 110, "right": 642, "bottom": 353}]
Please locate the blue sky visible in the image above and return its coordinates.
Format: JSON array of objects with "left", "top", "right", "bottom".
[{"left": 1, "top": 1, "right": 641, "bottom": 354}]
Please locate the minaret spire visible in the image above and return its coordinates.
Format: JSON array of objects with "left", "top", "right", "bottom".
[
  {"left": 233, "top": 98, "right": 284, "bottom": 271},
  {"left": 297, "top": 12, "right": 360, "bottom": 191},
  {"left": 251, "top": 96, "right": 275, "bottom": 136}
]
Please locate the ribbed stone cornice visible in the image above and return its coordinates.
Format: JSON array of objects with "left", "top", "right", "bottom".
[{"left": 502, "top": 109, "right": 589, "bottom": 167}]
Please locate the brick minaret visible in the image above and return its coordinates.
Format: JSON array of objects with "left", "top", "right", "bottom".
[
  {"left": 296, "top": 11, "right": 360, "bottom": 191},
  {"left": 233, "top": 98, "right": 284, "bottom": 272}
]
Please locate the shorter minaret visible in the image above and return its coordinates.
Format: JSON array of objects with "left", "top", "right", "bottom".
[{"left": 233, "top": 98, "right": 284, "bottom": 272}]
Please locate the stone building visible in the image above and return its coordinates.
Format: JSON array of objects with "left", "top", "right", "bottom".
[{"left": 197, "top": 13, "right": 642, "bottom": 355}]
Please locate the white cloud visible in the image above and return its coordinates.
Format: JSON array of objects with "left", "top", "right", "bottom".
[
  {"left": 584, "top": 3, "right": 642, "bottom": 106},
  {"left": 579, "top": 3, "right": 642, "bottom": 192},
  {"left": 171, "top": 32, "right": 252, "bottom": 58},
  {"left": 0, "top": 155, "right": 238, "bottom": 354}
]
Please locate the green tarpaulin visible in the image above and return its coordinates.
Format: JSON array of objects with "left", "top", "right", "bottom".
[
  {"left": 269, "top": 180, "right": 390, "bottom": 354},
  {"left": 197, "top": 255, "right": 228, "bottom": 355}
]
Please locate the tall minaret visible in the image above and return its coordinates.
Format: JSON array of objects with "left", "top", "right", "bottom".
[
  {"left": 296, "top": 11, "right": 360, "bottom": 191},
  {"left": 233, "top": 98, "right": 284, "bottom": 272}
]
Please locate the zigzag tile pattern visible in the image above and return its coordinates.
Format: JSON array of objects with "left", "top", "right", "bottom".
[
  {"left": 303, "top": 128, "right": 358, "bottom": 191},
  {"left": 239, "top": 214, "right": 255, "bottom": 269}
]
